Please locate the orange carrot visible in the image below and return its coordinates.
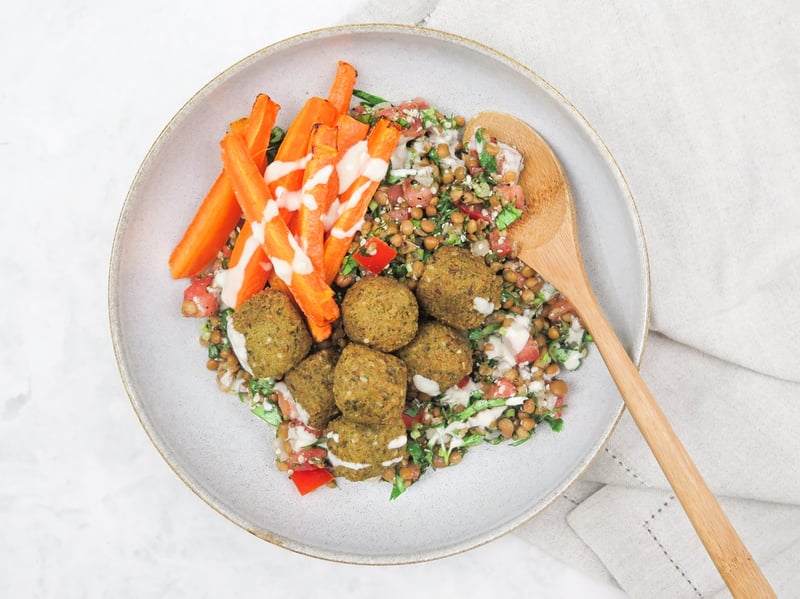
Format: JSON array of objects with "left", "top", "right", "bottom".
[
  {"left": 265, "top": 96, "right": 338, "bottom": 204},
  {"left": 169, "top": 94, "right": 280, "bottom": 279},
  {"left": 326, "top": 61, "right": 358, "bottom": 115},
  {"left": 220, "top": 130, "right": 339, "bottom": 327},
  {"left": 328, "top": 113, "right": 370, "bottom": 203},
  {"left": 322, "top": 119, "right": 402, "bottom": 284},
  {"left": 335, "top": 113, "right": 370, "bottom": 150},
  {"left": 217, "top": 223, "right": 274, "bottom": 308},
  {"left": 297, "top": 124, "right": 338, "bottom": 273}
]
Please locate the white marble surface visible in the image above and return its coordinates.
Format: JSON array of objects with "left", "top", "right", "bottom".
[{"left": 1, "top": 2, "right": 624, "bottom": 597}]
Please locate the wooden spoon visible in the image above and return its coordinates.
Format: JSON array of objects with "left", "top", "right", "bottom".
[{"left": 465, "top": 112, "right": 775, "bottom": 598}]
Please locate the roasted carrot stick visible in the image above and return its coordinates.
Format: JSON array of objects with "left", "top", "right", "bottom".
[
  {"left": 220, "top": 130, "right": 339, "bottom": 327},
  {"left": 326, "top": 61, "right": 358, "bottom": 115},
  {"left": 265, "top": 96, "right": 338, "bottom": 205},
  {"left": 327, "top": 113, "right": 371, "bottom": 214},
  {"left": 169, "top": 94, "right": 280, "bottom": 279},
  {"left": 297, "top": 124, "right": 338, "bottom": 273},
  {"left": 335, "top": 113, "right": 370, "bottom": 150},
  {"left": 218, "top": 223, "right": 274, "bottom": 308},
  {"left": 323, "top": 118, "right": 402, "bottom": 284}
]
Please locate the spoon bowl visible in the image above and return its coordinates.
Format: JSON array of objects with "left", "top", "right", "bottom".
[{"left": 465, "top": 111, "right": 775, "bottom": 599}]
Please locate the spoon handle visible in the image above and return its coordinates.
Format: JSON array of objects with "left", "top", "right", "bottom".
[{"left": 569, "top": 284, "right": 776, "bottom": 598}]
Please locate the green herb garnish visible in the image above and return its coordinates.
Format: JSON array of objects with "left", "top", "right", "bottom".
[
  {"left": 353, "top": 89, "right": 388, "bottom": 106},
  {"left": 251, "top": 402, "right": 282, "bottom": 427},
  {"left": 495, "top": 203, "right": 522, "bottom": 230}
]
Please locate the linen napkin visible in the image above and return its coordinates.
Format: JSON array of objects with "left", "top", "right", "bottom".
[{"left": 347, "top": 1, "right": 800, "bottom": 596}]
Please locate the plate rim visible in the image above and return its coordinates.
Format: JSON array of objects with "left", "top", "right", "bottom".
[{"left": 108, "top": 22, "right": 651, "bottom": 564}]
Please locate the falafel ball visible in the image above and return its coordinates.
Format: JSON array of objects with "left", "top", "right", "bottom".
[
  {"left": 326, "top": 416, "right": 407, "bottom": 481},
  {"left": 416, "top": 245, "right": 502, "bottom": 330},
  {"left": 341, "top": 276, "right": 419, "bottom": 351},
  {"left": 284, "top": 349, "right": 339, "bottom": 429},
  {"left": 228, "top": 289, "right": 312, "bottom": 379},
  {"left": 395, "top": 320, "right": 472, "bottom": 396},
  {"left": 333, "top": 342, "right": 407, "bottom": 423}
]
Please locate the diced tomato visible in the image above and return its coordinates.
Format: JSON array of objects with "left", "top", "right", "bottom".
[
  {"left": 290, "top": 467, "right": 334, "bottom": 495},
  {"left": 182, "top": 274, "right": 219, "bottom": 317},
  {"left": 276, "top": 391, "right": 299, "bottom": 420},
  {"left": 456, "top": 202, "right": 492, "bottom": 222},
  {"left": 489, "top": 229, "right": 517, "bottom": 257},
  {"left": 553, "top": 396, "right": 565, "bottom": 419},
  {"left": 385, "top": 184, "right": 404, "bottom": 205},
  {"left": 402, "top": 410, "right": 421, "bottom": 429},
  {"left": 402, "top": 178, "right": 434, "bottom": 207},
  {"left": 516, "top": 336, "right": 540, "bottom": 365},
  {"left": 542, "top": 298, "right": 576, "bottom": 321},
  {"left": 386, "top": 208, "right": 410, "bottom": 221},
  {"left": 286, "top": 447, "right": 328, "bottom": 472},
  {"left": 487, "top": 377, "right": 517, "bottom": 399},
  {"left": 496, "top": 183, "right": 525, "bottom": 209},
  {"left": 210, "top": 245, "right": 233, "bottom": 273},
  {"left": 353, "top": 237, "right": 398, "bottom": 274},
  {"left": 376, "top": 98, "right": 429, "bottom": 138}
]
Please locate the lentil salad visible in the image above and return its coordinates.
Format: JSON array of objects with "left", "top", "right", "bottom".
[{"left": 177, "top": 71, "right": 593, "bottom": 499}]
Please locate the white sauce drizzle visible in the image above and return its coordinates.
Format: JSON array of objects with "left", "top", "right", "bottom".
[
  {"left": 323, "top": 198, "right": 341, "bottom": 232},
  {"left": 466, "top": 406, "right": 506, "bottom": 429},
  {"left": 563, "top": 350, "right": 583, "bottom": 371},
  {"left": 336, "top": 140, "right": 369, "bottom": 193},
  {"left": 274, "top": 187, "right": 304, "bottom": 211},
  {"left": 225, "top": 316, "right": 253, "bottom": 376},
  {"left": 327, "top": 450, "right": 370, "bottom": 471},
  {"left": 440, "top": 379, "right": 480, "bottom": 408},
  {"left": 412, "top": 374, "right": 441, "bottom": 397},
  {"left": 472, "top": 296, "right": 495, "bottom": 316},
  {"left": 264, "top": 154, "right": 310, "bottom": 183},
  {"left": 362, "top": 157, "right": 389, "bottom": 182},
  {"left": 330, "top": 218, "right": 364, "bottom": 240},
  {"left": 274, "top": 382, "right": 310, "bottom": 425},
  {"left": 387, "top": 435, "right": 408, "bottom": 450},
  {"left": 485, "top": 312, "right": 532, "bottom": 373},
  {"left": 271, "top": 257, "right": 293, "bottom": 286},
  {"left": 301, "top": 193, "right": 318, "bottom": 211},
  {"left": 285, "top": 232, "right": 313, "bottom": 275},
  {"left": 287, "top": 424, "right": 319, "bottom": 453},
  {"left": 565, "top": 317, "right": 584, "bottom": 347},
  {"left": 340, "top": 180, "right": 373, "bottom": 213},
  {"left": 217, "top": 231, "right": 270, "bottom": 308},
  {"left": 262, "top": 201, "right": 279, "bottom": 222},
  {"left": 305, "top": 163, "right": 334, "bottom": 189}
]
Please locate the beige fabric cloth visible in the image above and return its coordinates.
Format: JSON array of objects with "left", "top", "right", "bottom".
[{"left": 348, "top": 1, "right": 800, "bottom": 596}]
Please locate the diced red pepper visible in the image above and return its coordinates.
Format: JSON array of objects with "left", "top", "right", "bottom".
[
  {"left": 456, "top": 202, "right": 492, "bottom": 222},
  {"left": 456, "top": 375, "right": 472, "bottom": 388},
  {"left": 353, "top": 237, "right": 397, "bottom": 274},
  {"left": 290, "top": 467, "right": 334, "bottom": 495},
  {"left": 402, "top": 402, "right": 425, "bottom": 429}
]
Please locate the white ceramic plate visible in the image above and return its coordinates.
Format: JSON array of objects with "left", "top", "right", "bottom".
[{"left": 109, "top": 24, "right": 649, "bottom": 564}]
